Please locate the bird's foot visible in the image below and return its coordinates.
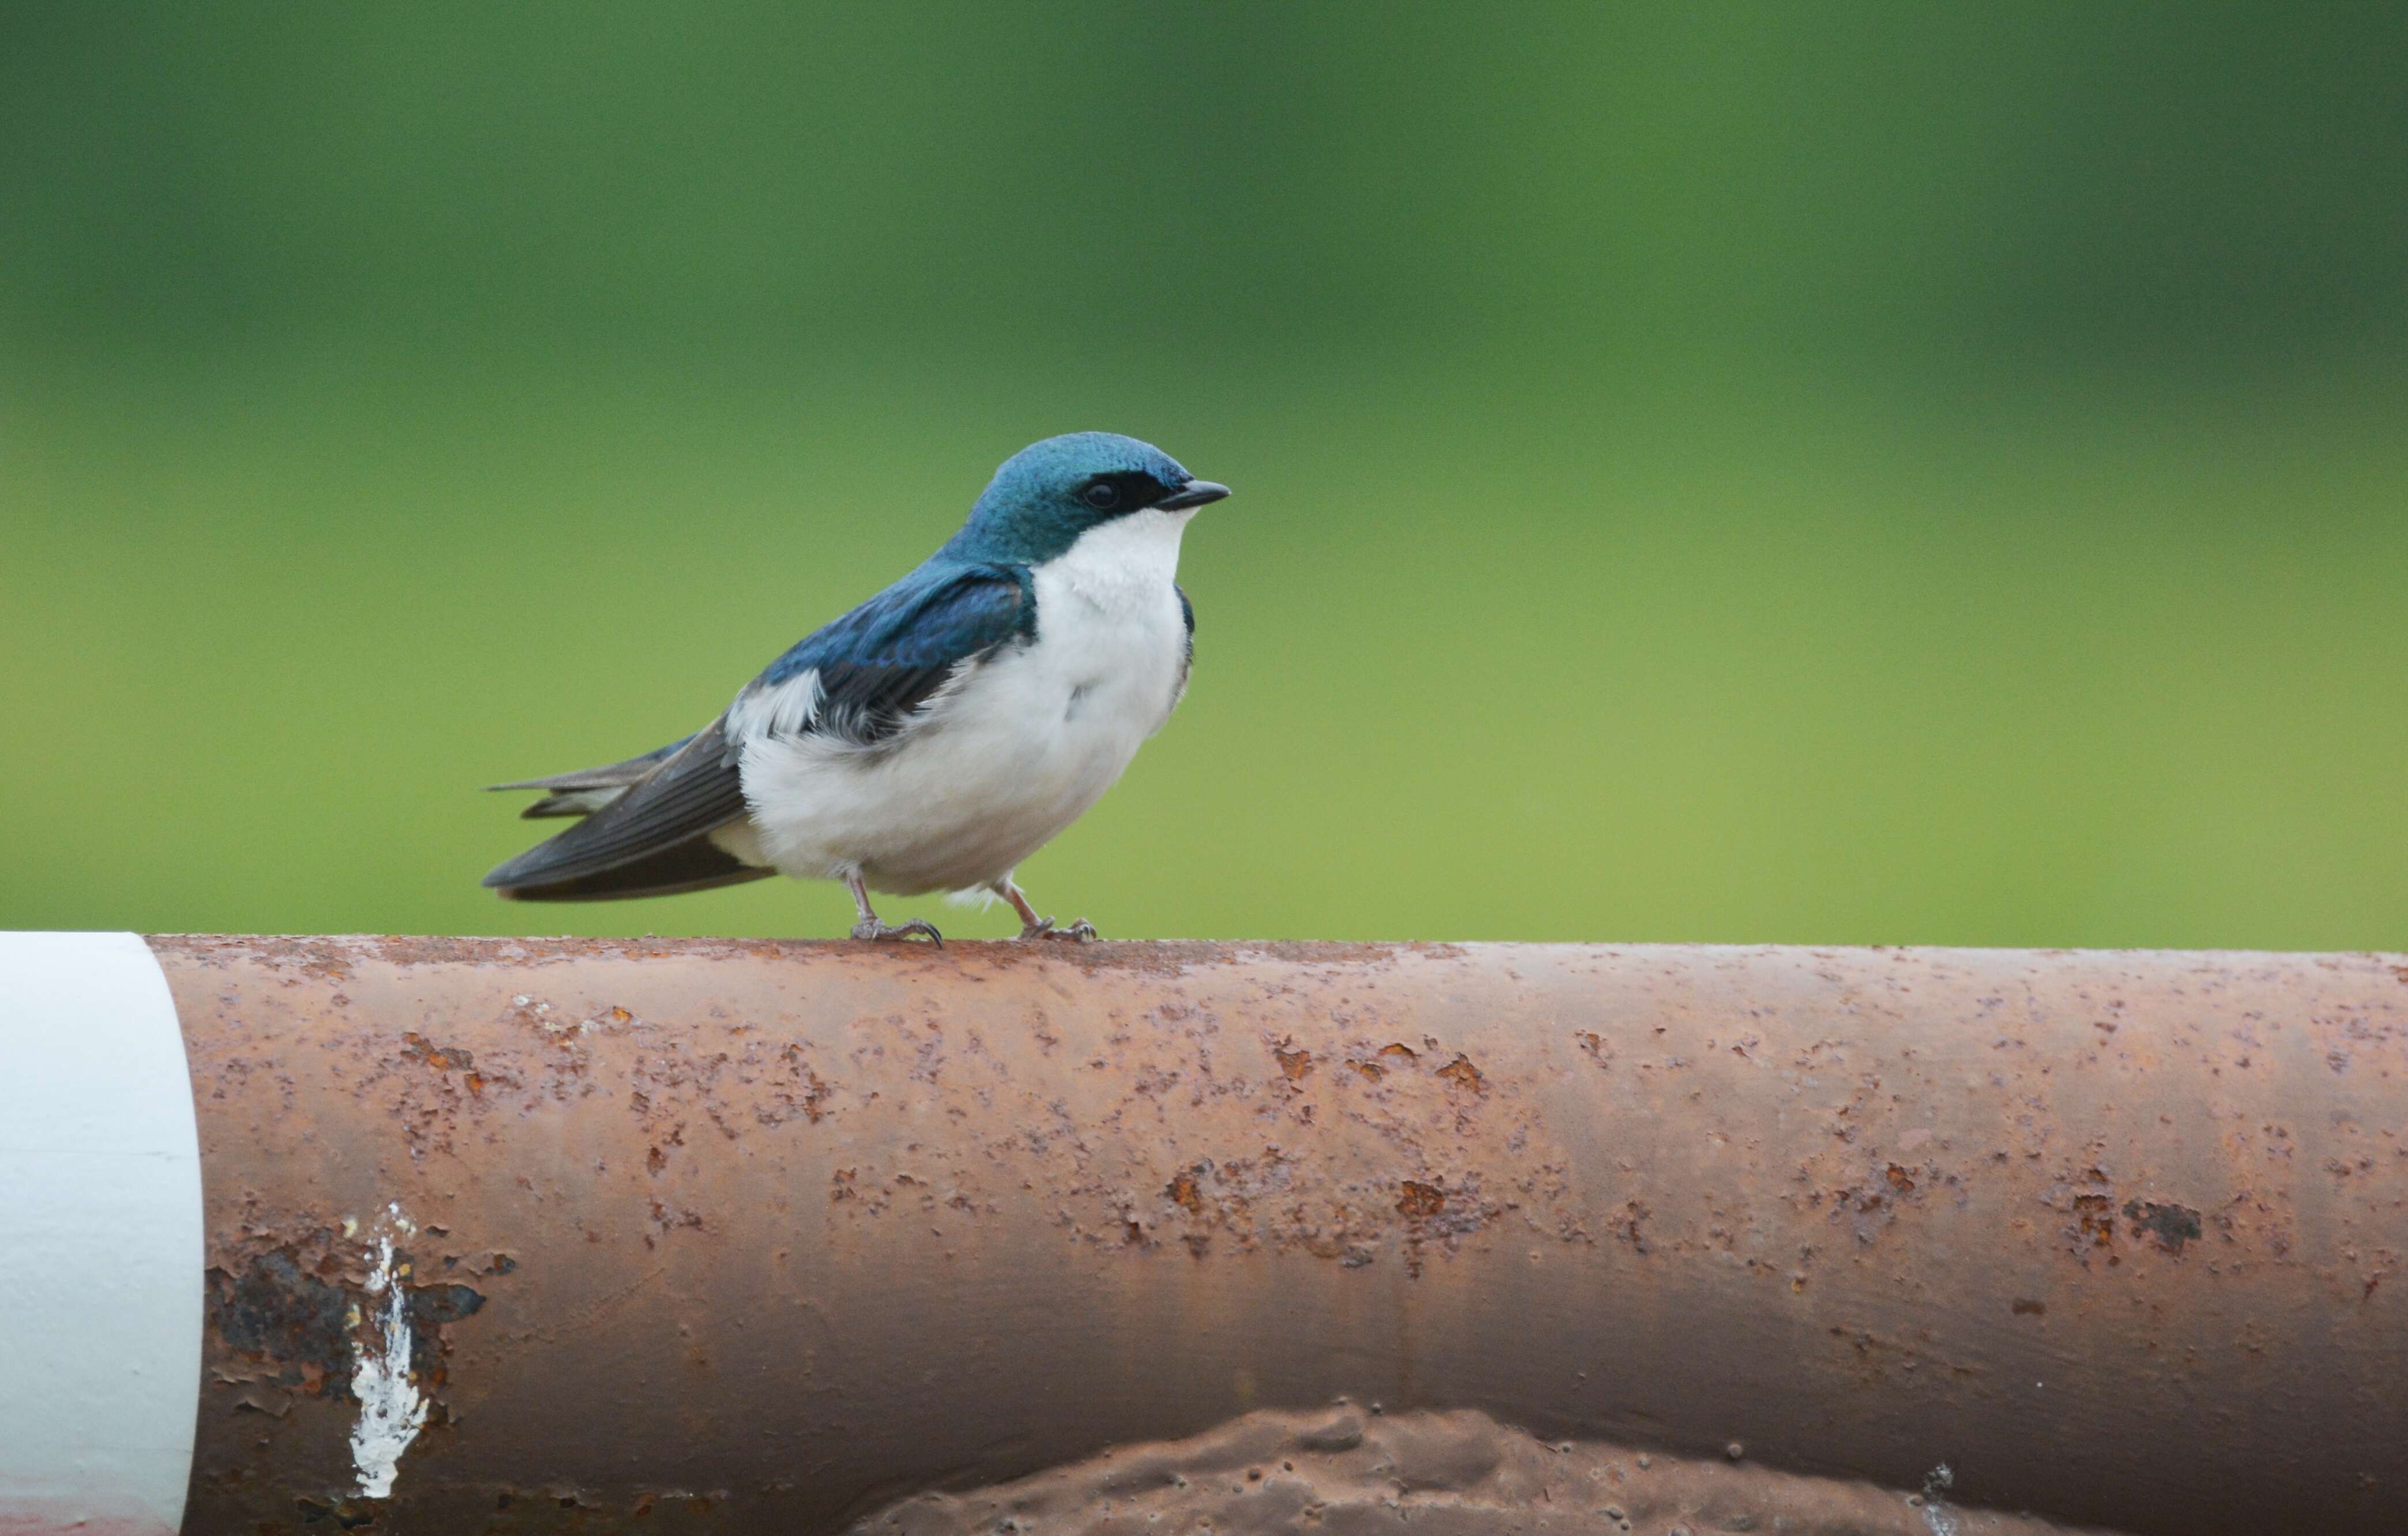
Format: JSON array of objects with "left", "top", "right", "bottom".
[
  {"left": 852, "top": 917, "right": 943, "bottom": 946},
  {"left": 1016, "top": 916, "right": 1097, "bottom": 942}
]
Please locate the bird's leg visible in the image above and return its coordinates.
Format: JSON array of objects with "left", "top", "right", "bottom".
[
  {"left": 994, "top": 878, "right": 1097, "bottom": 942},
  {"left": 845, "top": 870, "right": 941, "bottom": 945}
]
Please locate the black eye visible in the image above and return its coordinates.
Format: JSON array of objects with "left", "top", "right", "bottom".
[{"left": 1080, "top": 481, "right": 1123, "bottom": 511}]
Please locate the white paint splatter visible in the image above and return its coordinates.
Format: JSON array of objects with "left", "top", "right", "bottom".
[
  {"left": 346, "top": 1203, "right": 427, "bottom": 1500},
  {"left": 1920, "top": 1462, "right": 1959, "bottom": 1536}
]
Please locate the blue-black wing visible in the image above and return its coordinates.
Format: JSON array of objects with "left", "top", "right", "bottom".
[
  {"left": 482, "top": 563, "right": 1034, "bottom": 901},
  {"left": 729, "top": 562, "right": 1035, "bottom": 746}
]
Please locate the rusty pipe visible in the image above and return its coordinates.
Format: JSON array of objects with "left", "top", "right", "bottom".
[{"left": 20, "top": 937, "right": 2408, "bottom": 1533}]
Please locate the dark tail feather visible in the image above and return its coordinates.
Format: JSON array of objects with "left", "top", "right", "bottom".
[
  {"left": 487, "top": 738, "right": 697, "bottom": 820},
  {"left": 485, "top": 832, "right": 772, "bottom": 902},
  {"left": 485, "top": 737, "right": 694, "bottom": 794},
  {"left": 516, "top": 788, "right": 625, "bottom": 820}
]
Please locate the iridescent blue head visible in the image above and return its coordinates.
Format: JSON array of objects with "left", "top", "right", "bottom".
[{"left": 943, "top": 432, "right": 1230, "bottom": 565}]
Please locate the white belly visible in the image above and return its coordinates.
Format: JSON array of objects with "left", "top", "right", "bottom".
[{"left": 738, "top": 509, "right": 1192, "bottom": 895}]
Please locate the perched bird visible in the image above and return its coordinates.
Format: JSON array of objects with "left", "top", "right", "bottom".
[{"left": 483, "top": 432, "right": 1228, "bottom": 943}]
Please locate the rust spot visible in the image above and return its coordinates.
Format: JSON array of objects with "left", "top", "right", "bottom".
[
  {"left": 1168, "top": 1168, "right": 1206, "bottom": 1214},
  {"left": 1273, "top": 1043, "right": 1315, "bottom": 1082},
  {"left": 1378, "top": 1043, "right": 1418, "bottom": 1064},
  {"left": 1437, "top": 1054, "right": 1486, "bottom": 1094},
  {"left": 1884, "top": 1164, "right": 1916, "bottom": 1194},
  {"left": 229, "top": 1382, "right": 293, "bottom": 1417},
  {"left": 764, "top": 1045, "right": 835, "bottom": 1126},
  {"left": 2123, "top": 1200, "right": 2203, "bottom": 1255},
  {"left": 646, "top": 1200, "right": 704, "bottom": 1237},
  {"left": 2074, "top": 1194, "right": 2116, "bottom": 1249},
  {"left": 646, "top": 1145, "right": 668, "bottom": 1176},
  {"left": 1351, "top": 1059, "right": 1384, "bottom": 1081},
  {"left": 400, "top": 1032, "right": 474, "bottom": 1071},
  {"left": 1397, "top": 1180, "right": 1446, "bottom": 1218},
  {"left": 2012, "top": 1298, "right": 2047, "bottom": 1316}
]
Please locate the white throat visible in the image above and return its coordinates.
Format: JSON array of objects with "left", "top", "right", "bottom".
[{"left": 1037, "top": 507, "right": 1193, "bottom": 598}]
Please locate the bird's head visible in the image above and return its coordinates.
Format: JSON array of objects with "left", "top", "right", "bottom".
[{"left": 948, "top": 432, "right": 1229, "bottom": 564}]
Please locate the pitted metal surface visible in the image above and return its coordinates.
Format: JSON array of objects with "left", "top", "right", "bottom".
[{"left": 152, "top": 938, "right": 2408, "bottom": 1533}]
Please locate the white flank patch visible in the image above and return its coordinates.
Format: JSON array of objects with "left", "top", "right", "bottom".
[
  {"left": 348, "top": 1203, "right": 429, "bottom": 1500},
  {"left": 729, "top": 666, "right": 824, "bottom": 739}
]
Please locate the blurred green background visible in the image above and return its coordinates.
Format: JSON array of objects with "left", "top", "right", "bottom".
[{"left": 4, "top": 3, "right": 2403, "bottom": 946}]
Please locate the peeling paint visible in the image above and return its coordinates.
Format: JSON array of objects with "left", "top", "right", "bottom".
[{"left": 347, "top": 1205, "right": 428, "bottom": 1500}]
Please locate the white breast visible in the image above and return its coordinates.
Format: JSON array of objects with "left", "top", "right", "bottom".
[{"left": 739, "top": 507, "right": 1195, "bottom": 896}]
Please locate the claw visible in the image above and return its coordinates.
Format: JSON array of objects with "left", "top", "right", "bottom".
[
  {"left": 853, "top": 917, "right": 943, "bottom": 946},
  {"left": 842, "top": 870, "right": 940, "bottom": 946},
  {"left": 1016, "top": 916, "right": 1098, "bottom": 943}
]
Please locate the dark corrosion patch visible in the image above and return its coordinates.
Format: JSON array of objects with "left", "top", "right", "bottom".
[
  {"left": 2122, "top": 1200, "right": 2203, "bottom": 1255},
  {"left": 210, "top": 1250, "right": 351, "bottom": 1391},
  {"left": 208, "top": 1248, "right": 488, "bottom": 1398}
]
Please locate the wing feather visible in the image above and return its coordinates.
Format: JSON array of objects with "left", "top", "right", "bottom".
[{"left": 730, "top": 563, "right": 1034, "bottom": 748}]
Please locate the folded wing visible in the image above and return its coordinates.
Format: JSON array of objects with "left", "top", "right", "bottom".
[
  {"left": 729, "top": 561, "right": 1035, "bottom": 749},
  {"left": 481, "top": 561, "right": 1034, "bottom": 902}
]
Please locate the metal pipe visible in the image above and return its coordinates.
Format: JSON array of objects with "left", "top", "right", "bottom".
[
  {"left": 0, "top": 933, "right": 201, "bottom": 1536},
  {"left": 109, "top": 938, "right": 2408, "bottom": 1530}
]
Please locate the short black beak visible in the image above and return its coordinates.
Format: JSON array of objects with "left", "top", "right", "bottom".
[{"left": 1156, "top": 479, "right": 1231, "bottom": 510}]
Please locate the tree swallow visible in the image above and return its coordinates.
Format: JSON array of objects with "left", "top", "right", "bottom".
[{"left": 483, "top": 432, "right": 1229, "bottom": 943}]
